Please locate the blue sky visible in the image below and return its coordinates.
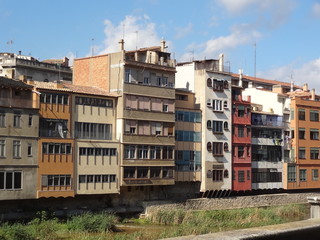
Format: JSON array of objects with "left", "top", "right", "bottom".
[{"left": 1, "top": 0, "right": 320, "bottom": 90}]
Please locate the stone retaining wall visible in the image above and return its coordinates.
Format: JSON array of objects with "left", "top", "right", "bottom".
[{"left": 143, "top": 193, "right": 320, "bottom": 217}]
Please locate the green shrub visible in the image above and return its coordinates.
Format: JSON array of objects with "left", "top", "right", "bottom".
[
  {"left": 0, "top": 223, "right": 33, "bottom": 240},
  {"left": 67, "top": 212, "right": 118, "bottom": 233},
  {"left": 27, "top": 211, "right": 59, "bottom": 240}
]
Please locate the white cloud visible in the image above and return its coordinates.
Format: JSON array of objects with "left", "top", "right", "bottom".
[
  {"left": 216, "top": 0, "right": 296, "bottom": 28},
  {"left": 180, "top": 26, "right": 261, "bottom": 61},
  {"left": 99, "top": 15, "right": 162, "bottom": 54},
  {"left": 260, "top": 58, "right": 320, "bottom": 91},
  {"left": 174, "top": 23, "right": 193, "bottom": 39},
  {"left": 216, "top": 0, "right": 256, "bottom": 13},
  {"left": 312, "top": 2, "right": 320, "bottom": 18}
]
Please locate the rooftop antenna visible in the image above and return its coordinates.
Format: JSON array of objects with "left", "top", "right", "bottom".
[
  {"left": 91, "top": 38, "right": 95, "bottom": 56},
  {"left": 122, "top": 23, "right": 125, "bottom": 40},
  {"left": 254, "top": 41, "right": 257, "bottom": 80},
  {"left": 135, "top": 31, "right": 138, "bottom": 50}
]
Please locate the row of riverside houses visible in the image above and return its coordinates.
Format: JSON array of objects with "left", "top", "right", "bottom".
[{"left": 0, "top": 40, "right": 319, "bottom": 207}]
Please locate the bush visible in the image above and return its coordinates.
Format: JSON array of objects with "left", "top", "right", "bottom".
[
  {"left": 27, "top": 211, "right": 59, "bottom": 240},
  {"left": 0, "top": 223, "right": 33, "bottom": 240},
  {"left": 67, "top": 212, "right": 118, "bottom": 233}
]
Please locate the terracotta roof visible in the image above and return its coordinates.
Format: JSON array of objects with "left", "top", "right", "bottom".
[
  {"left": 65, "top": 84, "right": 119, "bottom": 97},
  {"left": 0, "top": 76, "right": 33, "bottom": 89},
  {"left": 30, "top": 81, "right": 118, "bottom": 97},
  {"left": 232, "top": 73, "right": 301, "bottom": 89}
]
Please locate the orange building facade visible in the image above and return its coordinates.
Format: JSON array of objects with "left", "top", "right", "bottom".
[
  {"left": 35, "top": 83, "right": 74, "bottom": 198},
  {"left": 285, "top": 94, "right": 320, "bottom": 190}
]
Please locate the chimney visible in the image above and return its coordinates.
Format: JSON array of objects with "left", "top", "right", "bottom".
[
  {"left": 161, "top": 39, "right": 166, "bottom": 52},
  {"left": 218, "top": 53, "right": 224, "bottom": 72},
  {"left": 119, "top": 39, "right": 125, "bottom": 51},
  {"left": 311, "top": 89, "right": 316, "bottom": 101},
  {"left": 303, "top": 83, "right": 308, "bottom": 91},
  {"left": 238, "top": 69, "right": 243, "bottom": 87}
]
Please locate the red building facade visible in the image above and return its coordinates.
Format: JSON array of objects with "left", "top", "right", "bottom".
[{"left": 232, "top": 87, "right": 252, "bottom": 191}]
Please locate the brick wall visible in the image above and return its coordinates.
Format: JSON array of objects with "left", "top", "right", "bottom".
[{"left": 73, "top": 55, "right": 109, "bottom": 91}]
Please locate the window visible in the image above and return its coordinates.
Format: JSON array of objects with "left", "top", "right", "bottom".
[
  {"left": 310, "top": 129, "right": 319, "bottom": 140},
  {"left": 212, "top": 170, "right": 223, "bottom": 181},
  {"left": 224, "top": 121, "right": 229, "bottom": 130},
  {"left": 290, "top": 108, "right": 294, "bottom": 120},
  {"left": 238, "top": 126, "right": 244, "bottom": 137},
  {"left": 247, "top": 170, "right": 251, "bottom": 180},
  {"left": 207, "top": 99, "right": 212, "bottom": 108},
  {"left": 312, "top": 169, "right": 319, "bottom": 181},
  {"left": 298, "top": 128, "right": 305, "bottom": 139},
  {"left": 27, "top": 144, "right": 32, "bottom": 157},
  {"left": 207, "top": 142, "right": 212, "bottom": 152},
  {"left": 75, "top": 96, "right": 113, "bottom": 108},
  {"left": 163, "top": 104, "right": 169, "bottom": 112},
  {"left": 162, "top": 77, "right": 168, "bottom": 86},
  {"left": 151, "top": 122, "right": 162, "bottom": 135},
  {"left": 288, "top": 165, "right": 296, "bottom": 182},
  {"left": 310, "top": 111, "right": 319, "bottom": 121},
  {"left": 237, "top": 106, "right": 245, "bottom": 117},
  {"left": 212, "top": 142, "right": 223, "bottom": 156},
  {"left": 238, "top": 171, "right": 245, "bottom": 182},
  {"left": 41, "top": 175, "right": 71, "bottom": 187},
  {"left": 143, "top": 77, "right": 150, "bottom": 84},
  {"left": 28, "top": 114, "right": 33, "bottom": 126},
  {"left": 224, "top": 170, "right": 229, "bottom": 178},
  {"left": 212, "top": 121, "right": 223, "bottom": 133},
  {"left": 42, "top": 143, "right": 72, "bottom": 154},
  {"left": 207, "top": 120, "right": 212, "bottom": 129},
  {"left": 75, "top": 122, "right": 111, "bottom": 140},
  {"left": 298, "top": 109, "right": 305, "bottom": 120},
  {"left": 124, "top": 167, "right": 135, "bottom": 178},
  {"left": 13, "top": 112, "right": 21, "bottom": 128},
  {"left": 156, "top": 76, "right": 161, "bottom": 86},
  {"left": 0, "top": 112, "right": 5, "bottom": 128},
  {"left": 124, "top": 145, "right": 136, "bottom": 159},
  {"left": 40, "top": 92, "right": 69, "bottom": 105},
  {"left": 125, "top": 69, "right": 131, "bottom": 83},
  {"left": 212, "top": 79, "right": 224, "bottom": 91},
  {"left": 299, "top": 169, "right": 307, "bottom": 182},
  {"left": 176, "top": 94, "right": 188, "bottom": 101},
  {"left": 207, "top": 78, "right": 212, "bottom": 87},
  {"left": 13, "top": 140, "right": 21, "bottom": 158},
  {"left": 40, "top": 119, "right": 68, "bottom": 138},
  {"left": 0, "top": 140, "right": 5, "bottom": 157},
  {"left": 311, "top": 148, "right": 319, "bottom": 160},
  {"left": 298, "top": 148, "right": 306, "bottom": 159},
  {"left": 137, "top": 145, "right": 148, "bottom": 159},
  {"left": 137, "top": 167, "right": 148, "bottom": 178},
  {"left": 238, "top": 146, "right": 244, "bottom": 158},
  {"left": 212, "top": 100, "right": 223, "bottom": 111},
  {"left": 150, "top": 167, "right": 161, "bottom": 178},
  {"left": 224, "top": 142, "right": 229, "bottom": 151},
  {"left": 223, "top": 101, "right": 228, "bottom": 109},
  {"left": 0, "top": 171, "right": 22, "bottom": 190}
]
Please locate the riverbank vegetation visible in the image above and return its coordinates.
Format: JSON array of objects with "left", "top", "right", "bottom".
[{"left": 0, "top": 204, "right": 309, "bottom": 240}]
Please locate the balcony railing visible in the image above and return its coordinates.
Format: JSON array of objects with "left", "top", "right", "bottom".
[{"left": 252, "top": 120, "right": 283, "bottom": 128}]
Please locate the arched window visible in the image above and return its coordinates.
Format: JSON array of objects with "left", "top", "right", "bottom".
[
  {"left": 207, "top": 142, "right": 212, "bottom": 152},
  {"left": 224, "top": 142, "right": 229, "bottom": 151},
  {"left": 223, "top": 100, "right": 228, "bottom": 109},
  {"left": 207, "top": 120, "right": 212, "bottom": 129},
  {"left": 224, "top": 80, "right": 229, "bottom": 89},
  {"left": 224, "top": 170, "right": 229, "bottom": 178},
  {"left": 224, "top": 121, "right": 229, "bottom": 130},
  {"left": 207, "top": 78, "right": 212, "bottom": 87}
]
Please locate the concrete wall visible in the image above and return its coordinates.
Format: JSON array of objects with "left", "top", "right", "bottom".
[{"left": 143, "top": 192, "right": 320, "bottom": 216}]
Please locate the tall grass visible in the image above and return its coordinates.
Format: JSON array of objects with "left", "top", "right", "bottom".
[
  {"left": 148, "top": 204, "right": 309, "bottom": 238},
  {"left": 67, "top": 211, "right": 118, "bottom": 233}
]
